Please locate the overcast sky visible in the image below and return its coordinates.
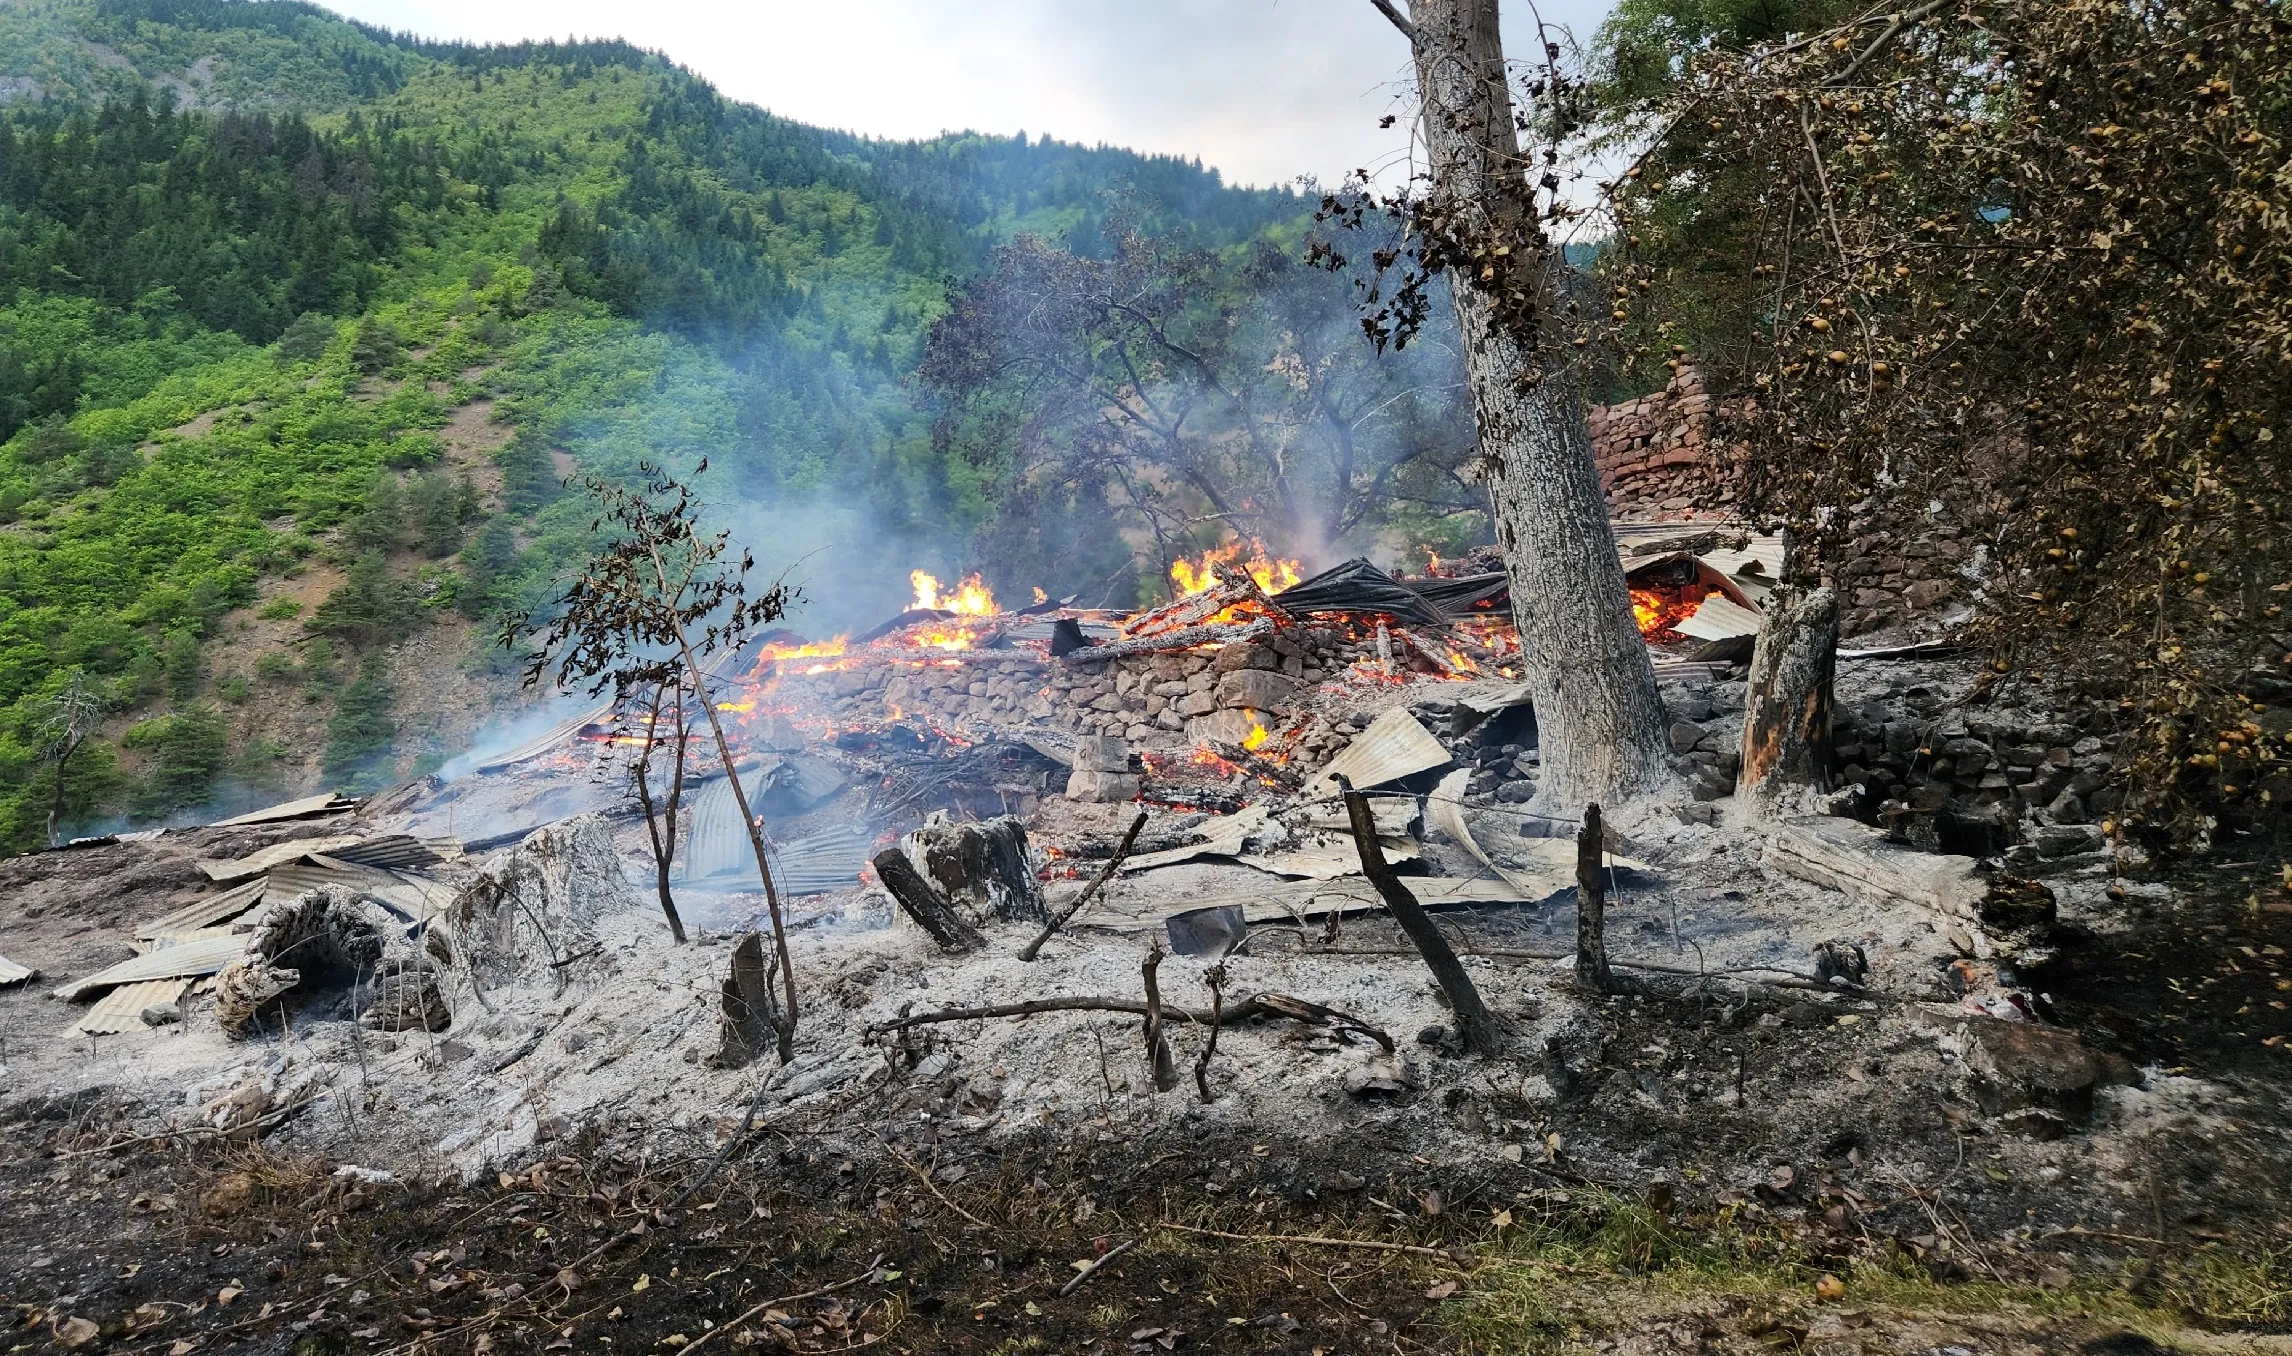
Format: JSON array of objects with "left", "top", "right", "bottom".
[{"left": 325, "top": 0, "right": 1616, "bottom": 190}]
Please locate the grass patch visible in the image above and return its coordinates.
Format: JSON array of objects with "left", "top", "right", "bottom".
[{"left": 1441, "top": 1190, "right": 2277, "bottom": 1355}]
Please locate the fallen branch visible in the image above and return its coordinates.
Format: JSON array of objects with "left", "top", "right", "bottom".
[
  {"left": 1341, "top": 778, "right": 1502, "bottom": 1053},
  {"left": 681, "top": 1253, "right": 887, "bottom": 1354},
  {"left": 48, "top": 1093, "right": 324, "bottom": 1161},
  {"left": 1299, "top": 946, "right": 1880, "bottom": 997},
  {"left": 1058, "top": 1237, "right": 1140, "bottom": 1297},
  {"left": 865, "top": 991, "right": 1394, "bottom": 1046},
  {"left": 1141, "top": 945, "right": 1179, "bottom": 1093},
  {"left": 1157, "top": 1221, "right": 1462, "bottom": 1262},
  {"left": 1019, "top": 810, "right": 1147, "bottom": 962},
  {"left": 1193, "top": 964, "right": 1226, "bottom": 1102},
  {"left": 877, "top": 1137, "right": 990, "bottom": 1229},
  {"left": 1250, "top": 992, "right": 1395, "bottom": 1052}
]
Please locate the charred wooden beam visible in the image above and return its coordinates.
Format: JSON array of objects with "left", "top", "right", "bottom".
[
  {"left": 872, "top": 849, "right": 985, "bottom": 953},
  {"left": 1059, "top": 617, "right": 1276, "bottom": 666}
]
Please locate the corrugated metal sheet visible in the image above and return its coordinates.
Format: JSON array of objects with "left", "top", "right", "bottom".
[
  {"left": 762, "top": 756, "right": 848, "bottom": 814},
  {"left": 1304, "top": 707, "right": 1453, "bottom": 795},
  {"left": 1674, "top": 593, "right": 1765, "bottom": 643},
  {"left": 73, "top": 979, "right": 190, "bottom": 1035},
  {"left": 137, "top": 878, "right": 267, "bottom": 942},
  {"left": 0, "top": 953, "right": 33, "bottom": 986},
  {"left": 214, "top": 792, "right": 357, "bottom": 826},
  {"left": 55, "top": 933, "right": 248, "bottom": 1001},
  {"left": 771, "top": 821, "right": 877, "bottom": 896},
  {"left": 1235, "top": 834, "right": 1421, "bottom": 880},
  {"left": 327, "top": 835, "right": 445, "bottom": 871},
  {"left": 264, "top": 856, "right": 454, "bottom": 920},
  {"left": 1119, "top": 805, "right": 1272, "bottom": 874},
  {"left": 199, "top": 835, "right": 365, "bottom": 883},
  {"left": 472, "top": 698, "right": 617, "bottom": 773},
  {"left": 679, "top": 769, "right": 769, "bottom": 884},
  {"left": 1426, "top": 768, "right": 1652, "bottom": 899},
  {"left": 1698, "top": 535, "right": 1785, "bottom": 582}
]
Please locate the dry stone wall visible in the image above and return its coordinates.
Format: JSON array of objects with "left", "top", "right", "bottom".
[
  {"left": 1589, "top": 366, "right": 1973, "bottom": 638},
  {"left": 1589, "top": 365, "right": 1741, "bottom": 520}
]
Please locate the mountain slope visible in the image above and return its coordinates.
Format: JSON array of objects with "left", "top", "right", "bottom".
[{"left": 0, "top": 0, "right": 1310, "bottom": 846}]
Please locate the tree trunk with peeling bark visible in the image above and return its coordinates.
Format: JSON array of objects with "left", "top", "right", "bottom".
[
  {"left": 1376, "top": 0, "right": 1670, "bottom": 807},
  {"left": 1738, "top": 585, "right": 1840, "bottom": 813}
]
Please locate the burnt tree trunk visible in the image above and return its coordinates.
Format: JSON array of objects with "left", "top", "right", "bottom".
[
  {"left": 907, "top": 816, "right": 1045, "bottom": 925},
  {"left": 1739, "top": 585, "right": 1840, "bottom": 813},
  {"left": 1574, "top": 803, "right": 1618, "bottom": 994},
  {"left": 1376, "top": 0, "right": 1669, "bottom": 807},
  {"left": 630, "top": 675, "right": 690, "bottom": 945},
  {"left": 873, "top": 849, "right": 986, "bottom": 953},
  {"left": 711, "top": 931, "right": 781, "bottom": 1068}
]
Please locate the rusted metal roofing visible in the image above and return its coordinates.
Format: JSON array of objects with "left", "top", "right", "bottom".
[
  {"left": 55, "top": 932, "right": 248, "bottom": 1001},
  {"left": 326, "top": 835, "right": 446, "bottom": 872},
  {"left": 72, "top": 979, "right": 191, "bottom": 1035},
  {"left": 471, "top": 698, "right": 617, "bottom": 773},
  {"left": 264, "top": 855, "right": 453, "bottom": 920},
  {"left": 1674, "top": 593, "right": 1765, "bottom": 643}
]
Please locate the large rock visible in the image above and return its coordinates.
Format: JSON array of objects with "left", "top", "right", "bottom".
[
  {"left": 1215, "top": 668, "right": 1298, "bottom": 712},
  {"left": 1925, "top": 1010, "right": 2138, "bottom": 1135},
  {"left": 1066, "top": 765, "right": 1142, "bottom": 803},
  {"left": 1073, "top": 735, "right": 1133, "bottom": 773},
  {"left": 1188, "top": 708, "right": 1267, "bottom": 747}
]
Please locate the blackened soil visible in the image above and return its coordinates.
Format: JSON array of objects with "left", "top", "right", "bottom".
[{"left": 2029, "top": 868, "right": 2292, "bottom": 1077}]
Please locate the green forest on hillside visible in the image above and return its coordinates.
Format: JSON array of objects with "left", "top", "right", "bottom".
[{"left": 0, "top": 0, "right": 1402, "bottom": 847}]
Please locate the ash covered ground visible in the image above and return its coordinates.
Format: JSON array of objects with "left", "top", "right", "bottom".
[{"left": 4, "top": 591, "right": 2289, "bottom": 1350}]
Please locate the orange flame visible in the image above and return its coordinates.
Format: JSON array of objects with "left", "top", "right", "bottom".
[
  {"left": 756, "top": 635, "right": 851, "bottom": 676},
  {"left": 1170, "top": 540, "right": 1303, "bottom": 598},
  {"left": 1241, "top": 715, "right": 1270, "bottom": 752},
  {"left": 911, "top": 570, "right": 997, "bottom": 616},
  {"left": 1630, "top": 586, "right": 1706, "bottom": 639}
]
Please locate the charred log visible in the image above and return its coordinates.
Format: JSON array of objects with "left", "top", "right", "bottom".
[
  {"left": 872, "top": 849, "right": 986, "bottom": 953},
  {"left": 712, "top": 931, "right": 784, "bottom": 1068},
  {"left": 904, "top": 815, "right": 1045, "bottom": 924}
]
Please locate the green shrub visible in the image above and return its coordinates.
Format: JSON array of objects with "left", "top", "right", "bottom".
[
  {"left": 351, "top": 318, "right": 401, "bottom": 375},
  {"left": 258, "top": 597, "right": 303, "bottom": 621},
  {"left": 124, "top": 706, "right": 227, "bottom": 820},
  {"left": 275, "top": 312, "right": 337, "bottom": 365},
  {"left": 322, "top": 656, "right": 397, "bottom": 792}
]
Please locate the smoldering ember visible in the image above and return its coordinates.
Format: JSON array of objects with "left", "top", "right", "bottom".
[{"left": 2, "top": 1, "right": 2289, "bottom": 1352}]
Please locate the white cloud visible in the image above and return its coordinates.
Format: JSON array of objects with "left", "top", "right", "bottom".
[{"left": 327, "top": 0, "right": 1615, "bottom": 189}]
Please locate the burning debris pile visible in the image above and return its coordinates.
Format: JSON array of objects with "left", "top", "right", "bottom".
[{"left": 681, "top": 529, "right": 1782, "bottom": 803}]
